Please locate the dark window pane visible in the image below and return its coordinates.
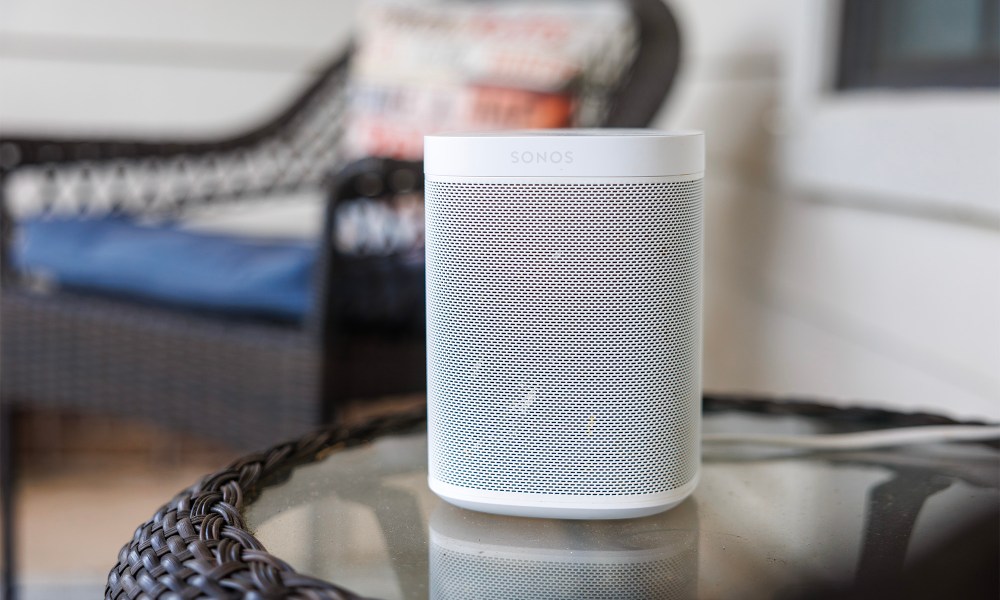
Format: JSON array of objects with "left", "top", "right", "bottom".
[
  {"left": 837, "top": 0, "right": 1000, "bottom": 89},
  {"left": 882, "top": 0, "right": 983, "bottom": 60}
]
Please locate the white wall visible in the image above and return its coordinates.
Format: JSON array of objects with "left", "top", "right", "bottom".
[
  {"left": 0, "top": 0, "right": 356, "bottom": 136},
  {"left": 779, "top": 0, "right": 1000, "bottom": 214},
  {"left": 656, "top": 0, "right": 999, "bottom": 420},
  {"left": 1, "top": 0, "right": 997, "bottom": 419}
]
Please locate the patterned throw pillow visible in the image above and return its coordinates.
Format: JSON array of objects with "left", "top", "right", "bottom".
[{"left": 344, "top": 0, "right": 637, "bottom": 160}]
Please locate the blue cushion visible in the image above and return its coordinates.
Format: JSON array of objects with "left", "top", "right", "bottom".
[{"left": 12, "top": 217, "right": 316, "bottom": 321}]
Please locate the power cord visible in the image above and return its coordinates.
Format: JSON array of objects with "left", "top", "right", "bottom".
[{"left": 703, "top": 425, "right": 1000, "bottom": 450}]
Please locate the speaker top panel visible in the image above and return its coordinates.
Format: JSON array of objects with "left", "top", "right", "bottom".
[{"left": 425, "top": 129, "right": 704, "bottom": 179}]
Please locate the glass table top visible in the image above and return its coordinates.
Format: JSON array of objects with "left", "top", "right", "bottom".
[{"left": 245, "top": 412, "right": 999, "bottom": 599}]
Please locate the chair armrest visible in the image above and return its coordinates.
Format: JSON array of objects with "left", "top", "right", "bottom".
[
  {"left": 0, "top": 49, "right": 350, "bottom": 225},
  {"left": 0, "top": 50, "right": 352, "bottom": 172},
  {"left": 311, "top": 158, "right": 424, "bottom": 338},
  {"left": 326, "top": 157, "right": 424, "bottom": 209},
  {"left": 320, "top": 157, "right": 423, "bottom": 264}
]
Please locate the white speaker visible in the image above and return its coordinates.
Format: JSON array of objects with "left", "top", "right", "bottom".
[{"left": 424, "top": 129, "right": 704, "bottom": 519}]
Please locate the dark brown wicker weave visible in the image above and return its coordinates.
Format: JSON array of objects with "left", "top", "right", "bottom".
[
  {"left": 103, "top": 394, "right": 999, "bottom": 599},
  {"left": 104, "top": 410, "right": 424, "bottom": 600},
  {"left": 105, "top": 408, "right": 428, "bottom": 600},
  {"left": 2, "top": 1, "right": 683, "bottom": 595}
]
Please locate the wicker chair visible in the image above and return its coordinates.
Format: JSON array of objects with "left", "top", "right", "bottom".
[{"left": 1, "top": 0, "right": 681, "bottom": 595}]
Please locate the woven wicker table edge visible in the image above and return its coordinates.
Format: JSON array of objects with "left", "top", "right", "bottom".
[
  {"left": 104, "top": 409, "right": 427, "bottom": 600},
  {"left": 103, "top": 394, "right": 997, "bottom": 599}
]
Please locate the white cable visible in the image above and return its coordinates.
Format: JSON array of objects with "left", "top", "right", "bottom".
[{"left": 703, "top": 425, "right": 1000, "bottom": 450}]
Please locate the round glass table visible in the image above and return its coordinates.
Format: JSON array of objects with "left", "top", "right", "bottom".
[{"left": 242, "top": 403, "right": 999, "bottom": 599}]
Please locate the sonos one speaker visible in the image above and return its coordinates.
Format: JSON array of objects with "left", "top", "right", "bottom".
[
  {"left": 424, "top": 129, "right": 705, "bottom": 519},
  {"left": 429, "top": 501, "right": 699, "bottom": 599}
]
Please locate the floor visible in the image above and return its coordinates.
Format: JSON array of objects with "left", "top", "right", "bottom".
[{"left": 2, "top": 395, "right": 425, "bottom": 600}]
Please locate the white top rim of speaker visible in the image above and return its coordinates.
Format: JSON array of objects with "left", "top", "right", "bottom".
[{"left": 424, "top": 128, "right": 704, "bottom": 178}]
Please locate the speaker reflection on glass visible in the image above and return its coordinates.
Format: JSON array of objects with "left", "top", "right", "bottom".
[
  {"left": 425, "top": 130, "right": 705, "bottom": 519},
  {"left": 429, "top": 501, "right": 699, "bottom": 599}
]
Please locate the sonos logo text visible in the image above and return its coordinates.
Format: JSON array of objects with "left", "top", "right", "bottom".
[{"left": 510, "top": 150, "right": 574, "bottom": 164}]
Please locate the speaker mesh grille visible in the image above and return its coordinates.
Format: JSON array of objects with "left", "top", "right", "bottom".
[{"left": 426, "top": 180, "right": 702, "bottom": 496}]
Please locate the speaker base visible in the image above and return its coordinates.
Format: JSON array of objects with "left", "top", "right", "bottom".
[{"left": 429, "top": 474, "right": 699, "bottom": 520}]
